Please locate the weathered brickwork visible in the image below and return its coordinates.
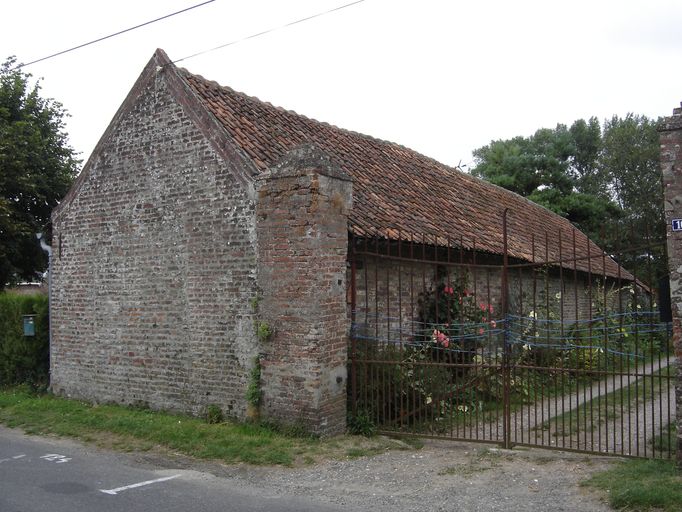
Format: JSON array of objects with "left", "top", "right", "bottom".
[
  {"left": 51, "top": 62, "right": 259, "bottom": 418},
  {"left": 255, "top": 145, "right": 352, "bottom": 435},
  {"left": 659, "top": 103, "right": 682, "bottom": 466},
  {"left": 351, "top": 252, "right": 607, "bottom": 346}
]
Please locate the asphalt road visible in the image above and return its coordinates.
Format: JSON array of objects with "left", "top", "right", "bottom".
[{"left": 0, "top": 426, "right": 346, "bottom": 512}]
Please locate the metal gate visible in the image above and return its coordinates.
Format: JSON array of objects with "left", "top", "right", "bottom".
[{"left": 348, "top": 216, "right": 675, "bottom": 459}]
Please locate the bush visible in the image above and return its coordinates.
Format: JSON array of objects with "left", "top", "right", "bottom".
[
  {"left": 347, "top": 409, "right": 377, "bottom": 437},
  {"left": 0, "top": 293, "right": 49, "bottom": 388},
  {"left": 205, "top": 404, "right": 224, "bottom": 424}
]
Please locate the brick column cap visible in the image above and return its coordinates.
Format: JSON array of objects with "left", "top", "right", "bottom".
[
  {"left": 659, "top": 102, "right": 682, "bottom": 132},
  {"left": 255, "top": 144, "right": 352, "bottom": 183}
]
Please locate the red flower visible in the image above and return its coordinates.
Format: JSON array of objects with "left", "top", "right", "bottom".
[{"left": 478, "top": 327, "right": 485, "bottom": 335}]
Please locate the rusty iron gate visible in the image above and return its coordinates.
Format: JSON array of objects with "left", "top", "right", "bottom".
[{"left": 348, "top": 217, "right": 675, "bottom": 459}]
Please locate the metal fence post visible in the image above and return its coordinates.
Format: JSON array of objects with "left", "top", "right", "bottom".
[{"left": 502, "top": 209, "right": 512, "bottom": 449}]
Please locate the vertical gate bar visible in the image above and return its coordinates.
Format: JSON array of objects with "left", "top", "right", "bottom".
[
  {"left": 384, "top": 231, "right": 390, "bottom": 429},
  {"left": 397, "top": 232, "right": 403, "bottom": 429},
  {"left": 502, "top": 209, "right": 511, "bottom": 449},
  {"left": 373, "top": 236, "right": 379, "bottom": 427},
  {"left": 455, "top": 235, "right": 464, "bottom": 438},
  {"left": 615, "top": 225, "right": 628, "bottom": 456},
  {"left": 645, "top": 226, "right": 659, "bottom": 459},
  {"left": 600, "top": 227, "right": 609, "bottom": 453},
  {"left": 598, "top": 227, "right": 604, "bottom": 453},
  {"left": 519, "top": 264, "right": 526, "bottom": 444},
  {"left": 466, "top": 236, "right": 472, "bottom": 441},
  {"left": 446, "top": 237, "right": 454, "bottom": 439},
  {"left": 398, "top": 232, "right": 403, "bottom": 352},
  {"left": 531, "top": 233, "right": 539, "bottom": 446},
  {"left": 484, "top": 260, "right": 492, "bottom": 442},
  {"left": 557, "top": 231, "right": 565, "bottom": 449},
  {"left": 470, "top": 238, "right": 480, "bottom": 440},
  {"left": 572, "top": 229, "right": 582, "bottom": 451},
  {"left": 585, "top": 233, "right": 588, "bottom": 451},
  {"left": 405, "top": 234, "right": 415, "bottom": 431},
  {"left": 363, "top": 236, "right": 370, "bottom": 424},
  {"left": 663, "top": 229, "right": 673, "bottom": 460},
  {"left": 350, "top": 234, "right": 358, "bottom": 415},
  {"left": 630, "top": 223, "right": 642, "bottom": 457},
  {"left": 644, "top": 225, "right": 654, "bottom": 458},
  {"left": 419, "top": 234, "right": 426, "bottom": 431}
]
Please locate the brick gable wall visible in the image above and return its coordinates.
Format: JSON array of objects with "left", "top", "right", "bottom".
[{"left": 50, "top": 69, "right": 259, "bottom": 417}]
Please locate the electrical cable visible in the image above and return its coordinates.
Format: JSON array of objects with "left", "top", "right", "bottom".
[
  {"left": 13, "top": 0, "right": 216, "bottom": 70},
  {"left": 171, "top": 0, "right": 366, "bottom": 65}
]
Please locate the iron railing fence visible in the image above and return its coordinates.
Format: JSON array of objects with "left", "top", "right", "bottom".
[{"left": 348, "top": 216, "right": 675, "bottom": 459}]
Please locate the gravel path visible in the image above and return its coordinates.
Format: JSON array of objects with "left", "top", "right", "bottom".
[
  {"left": 135, "top": 438, "right": 616, "bottom": 512},
  {"left": 504, "top": 356, "right": 675, "bottom": 454},
  {"left": 453, "top": 356, "right": 676, "bottom": 455}
]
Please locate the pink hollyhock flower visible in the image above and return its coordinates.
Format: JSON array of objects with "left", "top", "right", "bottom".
[
  {"left": 442, "top": 339, "right": 449, "bottom": 348},
  {"left": 490, "top": 320, "right": 497, "bottom": 328},
  {"left": 478, "top": 327, "right": 485, "bottom": 335}
]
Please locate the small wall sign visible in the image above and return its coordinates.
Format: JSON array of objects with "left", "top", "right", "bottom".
[
  {"left": 23, "top": 315, "right": 36, "bottom": 337},
  {"left": 672, "top": 219, "right": 682, "bottom": 232}
]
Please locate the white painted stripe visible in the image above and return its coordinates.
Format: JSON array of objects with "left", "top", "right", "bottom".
[
  {"left": 0, "top": 455, "right": 26, "bottom": 463},
  {"left": 100, "top": 474, "right": 181, "bottom": 495}
]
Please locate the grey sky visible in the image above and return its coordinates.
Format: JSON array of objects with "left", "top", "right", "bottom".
[{"left": 3, "top": 0, "right": 681, "bottom": 170}]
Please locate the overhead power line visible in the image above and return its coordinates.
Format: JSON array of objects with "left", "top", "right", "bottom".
[
  {"left": 14, "top": 0, "right": 216, "bottom": 70},
  {"left": 171, "top": 0, "right": 366, "bottom": 65}
]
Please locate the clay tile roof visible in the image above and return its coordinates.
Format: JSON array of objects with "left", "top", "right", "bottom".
[{"left": 179, "top": 68, "right": 627, "bottom": 279}]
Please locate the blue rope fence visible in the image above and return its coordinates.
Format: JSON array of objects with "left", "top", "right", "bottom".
[{"left": 351, "top": 310, "right": 671, "bottom": 359}]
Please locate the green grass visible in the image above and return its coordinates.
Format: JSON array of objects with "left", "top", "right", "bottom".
[
  {"left": 0, "top": 386, "right": 419, "bottom": 466},
  {"left": 584, "top": 459, "right": 682, "bottom": 511}
]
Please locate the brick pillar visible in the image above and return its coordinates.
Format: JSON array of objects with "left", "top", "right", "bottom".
[
  {"left": 255, "top": 144, "right": 352, "bottom": 436},
  {"left": 660, "top": 103, "right": 682, "bottom": 467}
]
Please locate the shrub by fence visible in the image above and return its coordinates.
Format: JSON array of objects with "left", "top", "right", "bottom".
[{"left": 0, "top": 293, "right": 49, "bottom": 387}]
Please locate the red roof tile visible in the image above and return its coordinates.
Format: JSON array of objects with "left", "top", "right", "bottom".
[{"left": 179, "top": 68, "right": 626, "bottom": 279}]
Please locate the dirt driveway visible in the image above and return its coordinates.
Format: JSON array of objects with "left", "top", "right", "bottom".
[{"left": 140, "top": 438, "right": 618, "bottom": 511}]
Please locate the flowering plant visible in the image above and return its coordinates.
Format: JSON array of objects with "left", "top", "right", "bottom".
[{"left": 418, "top": 268, "right": 498, "bottom": 351}]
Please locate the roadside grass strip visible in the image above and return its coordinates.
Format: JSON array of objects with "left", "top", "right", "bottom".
[
  {"left": 583, "top": 458, "right": 682, "bottom": 512},
  {"left": 0, "top": 387, "right": 416, "bottom": 465}
]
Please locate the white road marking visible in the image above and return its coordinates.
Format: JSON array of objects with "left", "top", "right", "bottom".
[
  {"left": 100, "top": 474, "right": 181, "bottom": 495},
  {"left": 0, "top": 455, "right": 26, "bottom": 464},
  {"left": 40, "top": 454, "right": 71, "bottom": 463}
]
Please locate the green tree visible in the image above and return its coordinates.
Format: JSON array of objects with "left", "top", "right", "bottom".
[
  {"left": 0, "top": 56, "right": 78, "bottom": 290},
  {"left": 600, "top": 114, "right": 663, "bottom": 235},
  {"left": 471, "top": 120, "right": 620, "bottom": 241},
  {"left": 471, "top": 114, "right": 665, "bottom": 279}
]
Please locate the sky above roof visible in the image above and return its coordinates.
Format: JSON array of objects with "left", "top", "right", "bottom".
[{"left": 3, "top": 0, "right": 682, "bottom": 171}]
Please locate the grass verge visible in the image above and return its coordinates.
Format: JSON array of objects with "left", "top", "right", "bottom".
[
  {"left": 0, "top": 386, "right": 418, "bottom": 466},
  {"left": 583, "top": 458, "right": 682, "bottom": 511}
]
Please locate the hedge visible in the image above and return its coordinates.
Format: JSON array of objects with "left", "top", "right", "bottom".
[{"left": 0, "top": 292, "right": 49, "bottom": 387}]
